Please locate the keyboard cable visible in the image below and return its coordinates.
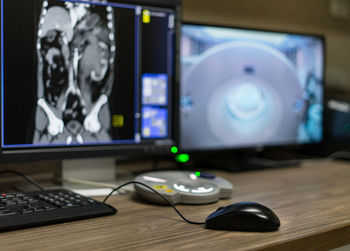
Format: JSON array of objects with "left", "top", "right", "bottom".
[{"left": 0, "top": 170, "right": 45, "bottom": 191}]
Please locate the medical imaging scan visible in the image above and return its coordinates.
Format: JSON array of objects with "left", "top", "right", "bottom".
[
  {"left": 34, "top": 1, "right": 116, "bottom": 145},
  {"left": 180, "top": 24, "right": 324, "bottom": 151},
  {"left": 1, "top": 0, "right": 175, "bottom": 148}
]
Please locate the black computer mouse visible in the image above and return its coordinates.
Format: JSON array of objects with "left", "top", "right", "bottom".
[{"left": 205, "top": 201, "right": 280, "bottom": 232}]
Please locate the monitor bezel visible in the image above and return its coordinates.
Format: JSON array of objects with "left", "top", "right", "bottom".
[
  {"left": 179, "top": 21, "right": 326, "bottom": 154},
  {"left": 0, "top": 0, "right": 182, "bottom": 163}
]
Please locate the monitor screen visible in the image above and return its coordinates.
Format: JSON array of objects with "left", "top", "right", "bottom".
[
  {"left": 0, "top": 0, "right": 180, "bottom": 161},
  {"left": 180, "top": 23, "right": 324, "bottom": 151}
]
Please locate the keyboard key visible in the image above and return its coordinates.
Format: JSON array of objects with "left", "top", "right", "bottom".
[{"left": 0, "top": 210, "right": 17, "bottom": 216}]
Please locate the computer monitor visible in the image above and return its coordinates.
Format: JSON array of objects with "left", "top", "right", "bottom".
[
  {"left": 180, "top": 23, "right": 325, "bottom": 154},
  {"left": 0, "top": 0, "right": 180, "bottom": 175}
]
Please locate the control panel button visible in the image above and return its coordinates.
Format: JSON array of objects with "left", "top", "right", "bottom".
[{"left": 153, "top": 185, "right": 168, "bottom": 190}]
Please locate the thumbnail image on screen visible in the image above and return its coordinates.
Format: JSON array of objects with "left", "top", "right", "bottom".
[
  {"left": 180, "top": 24, "right": 324, "bottom": 151},
  {"left": 1, "top": 0, "right": 175, "bottom": 148}
]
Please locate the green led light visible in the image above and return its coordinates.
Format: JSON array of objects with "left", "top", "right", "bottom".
[
  {"left": 195, "top": 171, "right": 201, "bottom": 177},
  {"left": 176, "top": 154, "right": 190, "bottom": 163},
  {"left": 171, "top": 146, "right": 178, "bottom": 154}
]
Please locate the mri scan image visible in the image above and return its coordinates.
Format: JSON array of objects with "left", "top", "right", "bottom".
[
  {"left": 33, "top": 1, "right": 116, "bottom": 145},
  {"left": 180, "top": 24, "right": 324, "bottom": 150}
]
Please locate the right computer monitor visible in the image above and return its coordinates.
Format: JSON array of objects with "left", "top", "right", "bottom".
[{"left": 180, "top": 23, "right": 325, "bottom": 151}]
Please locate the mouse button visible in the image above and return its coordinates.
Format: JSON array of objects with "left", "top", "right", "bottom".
[
  {"left": 205, "top": 210, "right": 222, "bottom": 222},
  {"left": 241, "top": 207, "right": 266, "bottom": 215},
  {"left": 206, "top": 209, "right": 228, "bottom": 222},
  {"left": 206, "top": 204, "right": 239, "bottom": 220},
  {"left": 240, "top": 208, "right": 281, "bottom": 230},
  {"left": 205, "top": 206, "right": 241, "bottom": 224},
  {"left": 241, "top": 205, "right": 280, "bottom": 225},
  {"left": 234, "top": 201, "right": 261, "bottom": 209}
]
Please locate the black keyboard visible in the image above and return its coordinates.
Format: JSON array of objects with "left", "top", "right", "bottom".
[{"left": 0, "top": 189, "right": 117, "bottom": 231}]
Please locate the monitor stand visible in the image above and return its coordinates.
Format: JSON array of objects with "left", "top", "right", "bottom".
[{"left": 60, "top": 158, "right": 122, "bottom": 196}]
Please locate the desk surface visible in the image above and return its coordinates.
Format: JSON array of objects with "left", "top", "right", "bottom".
[{"left": 2, "top": 160, "right": 350, "bottom": 251}]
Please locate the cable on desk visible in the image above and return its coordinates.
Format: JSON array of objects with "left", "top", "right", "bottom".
[
  {"left": 325, "top": 151, "right": 350, "bottom": 160},
  {"left": 300, "top": 151, "right": 350, "bottom": 165},
  {"left": 0, "top": 170, "right": 45, "bottom": 191},
  {"left": 103, "top": 180, "right": 206, "bottom": 225},
  {"left": 252, "top": 150, "right": 350, "bottom": 167}
]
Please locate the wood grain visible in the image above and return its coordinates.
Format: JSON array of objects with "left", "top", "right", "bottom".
[{"left": 1, "top": 160, "right": 350, "bottom": 250}]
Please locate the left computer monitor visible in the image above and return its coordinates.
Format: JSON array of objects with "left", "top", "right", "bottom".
[{"left": 0, "top": 0, "right": 180, "bottom": 163}]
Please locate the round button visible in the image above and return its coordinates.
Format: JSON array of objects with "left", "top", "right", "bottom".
[{"left": 153, "top": 185, "right": 168, "bottom": 190}]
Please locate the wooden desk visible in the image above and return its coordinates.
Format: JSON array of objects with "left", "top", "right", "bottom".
[{"left": 2, "top": 160, "right": 350, "bottom": 250}]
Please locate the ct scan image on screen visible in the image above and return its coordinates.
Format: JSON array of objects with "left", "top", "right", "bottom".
[
  {"left": 180, "top": 24, "right": 324, "bottom": 151},
  {"left": 34, "top": 1, "right": 117, "bottom": 145},
  {"left": 1, "top": 0, "right": 175, "bottom": 148}
]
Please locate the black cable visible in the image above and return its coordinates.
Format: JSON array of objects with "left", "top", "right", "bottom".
[
  {"left": 103, "top": 181, "right": 205, "bottom": 225},
  {"left": 0, "top": 170, "right": 45, "bottom": 191},
  {"left": 326, "top": 151, "right": 350, "bottom": 160}
]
